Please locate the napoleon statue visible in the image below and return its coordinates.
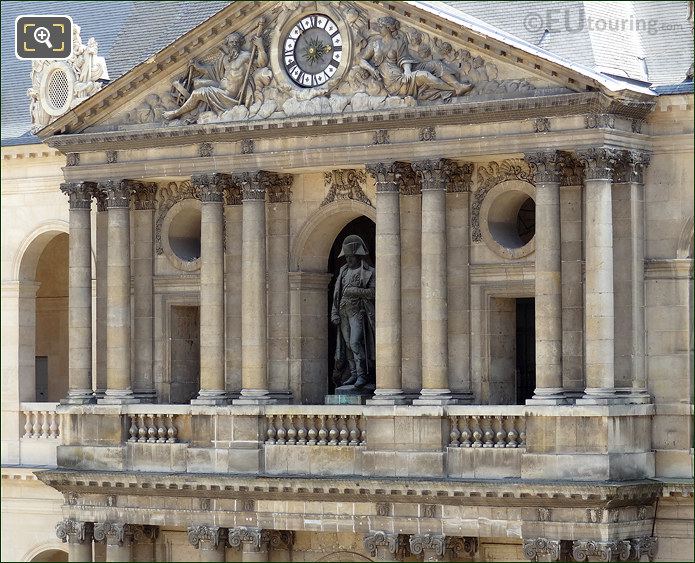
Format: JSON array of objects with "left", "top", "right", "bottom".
[{"left": 331, "top": 235, "right": 376, "bottom": 390}]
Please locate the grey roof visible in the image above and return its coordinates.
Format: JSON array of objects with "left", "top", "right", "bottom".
[{"left": 2, "top": 1, "right": 693, "bottom": 146}]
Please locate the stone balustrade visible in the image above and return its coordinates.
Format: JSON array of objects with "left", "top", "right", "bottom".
[
  {"left": 22, "top": 404, "right": 61, "bottom": 440},
  {"left": 446, "top": 407, "right": 526, "bottom": 449},
  {"left": 127, "top": 412, "right": 179, "bottom": 444},
  {"left": 265, "top": 411, "right": 366, "bottom": 446}
]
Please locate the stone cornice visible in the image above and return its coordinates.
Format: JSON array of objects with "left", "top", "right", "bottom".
[
  {"left": 44, "top": 92, "right": 652, "bottom": 154},
  {"left": 36, "top": 469, "right": 662, "bottom": 506}
]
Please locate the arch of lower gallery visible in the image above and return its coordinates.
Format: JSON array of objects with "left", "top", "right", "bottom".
[
  {"left": 14, "top": 226, "right": 71, "bottom": 404},
  {"left": 24, "top": 544, "right": 68, "bottom": 563}
]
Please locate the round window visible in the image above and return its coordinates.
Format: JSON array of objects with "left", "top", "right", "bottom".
[
  {"left": 161, "top": 200, "right": 202, "bottom": 271},
  {"left": 40, "top": 63, "right": 75, "bottom": 116},
  {"left": 480, "top": 180, "right": 536, "bottom": 259}
]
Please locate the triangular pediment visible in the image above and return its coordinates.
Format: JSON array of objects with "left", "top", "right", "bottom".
[{"left": 37, "top": 1, "right": 646, "bottom": 138}]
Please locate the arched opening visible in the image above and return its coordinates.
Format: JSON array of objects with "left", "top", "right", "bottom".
[
  {"left": 29, "top": 549, "right": 68, "bottom": 562},
  {"left": 326, "top": 216, "right": 376, "bottom": 394},
  {"left": 16, "top": 228, "right": 70, "bottom": 403}
]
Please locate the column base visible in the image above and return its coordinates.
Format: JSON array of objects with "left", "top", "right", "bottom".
[
  {"left": 191, "top": 390, "right": 230, "bottom": 406},
  {"left": 266, "top": 391, "right": 293, "bottom": 404},
  {"left": 60, "top": 390, "right": 96, "bottom": 405},
  {"left": 98, "top": 389, "right": 140, "bottom": 405},
  {"left": 134, "top": 390, "right": 157, "bottom": 403},
  {"left": 624, "top": 388, "right": 652, "bottom": 404},
  {"left": 412, "top": 388, "right": 458, "bottom": 406},
  {"left": 94, "top": 388, "right": 107, "bottom": 399},
  {"left": 575, "top": 387, "right": 627, "bottom": 405},
  {"left": 526, "top": 387, "right": 568, "bottom": 405},
  {"left": 233, "top": 389, "right": 277, "bottom": 405},
  {"left": 366, "top": 389, "right": 409, "bottom": 405},
  {"left": 451, "top": 391, "right": 475, "bottom": 404}
]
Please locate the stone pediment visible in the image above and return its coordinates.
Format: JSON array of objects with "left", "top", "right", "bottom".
[{"left": 39, "top": 1, "right": 611, "bottom": 137}]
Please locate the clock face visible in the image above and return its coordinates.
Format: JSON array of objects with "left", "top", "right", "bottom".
[{"left": 283, "top": 14, "right": 343, "bottom": 88}]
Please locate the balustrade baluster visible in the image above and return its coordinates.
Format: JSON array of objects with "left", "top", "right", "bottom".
[
  {"left": 39, "top": 411, "right": 49, "bottom": 439},
  {"left": 518, "top": 418, "right": 526, "bottom": 447},
  {"left": 166, "top": 415, "right": 178, "bottom": 443},
  {"left": 297, "top": 416, "right": 307, "bottom": 445},
  {"left": 359, "top": 423, "right": 366, "bottom": 446},
  {"left": 128, "top": 416, "right": 138, "bottom": 442},
  {"left": 460, "top": 417, "right": 472, "bottom": 447},
  {"left": 266, "top": 415, "right": 277, "bottom": 444},
  {"left": 48, "top": 412, "right": 58, "bottom": 439},
  {"left": 147, "top": 415, "right": 157, "bottom": 443},
  {"left": 327, "top": 415, "right": 339, "bottom": 445},
  {"left": 318, "top": 415, "right": 328, "bottom": 445},
  {"left": 157, "top": 416, "right": 167, "bottom": 443},
  {"left": 471, "top": 416, "right": 483, "bottom": 447},
  {"left": 483, "top": 416, "right": 495, "bottom": 447},
  {"left": 23, "top": 411, "right": 32, "bottom": 439},
  {"left": 449, "top": 416, "right": 461, "bottom": 447},
  {"left": 506, "top": 419, "right": 519, "bottom": 448},
  {"left": 32, "top": 412, "right": 41, "bottom": 439},
  {"left": 276, "top": 416, "right": 287, "bottom": 445},
  {"left": 494, "top": 416, "right": 506, "bottom": 448},
  {"left": 287, "top": 415, "right": 297, "bottom": 445},
  {"left": 339, "top": 416, "right": 349, "bottom": 445},
  {"left": 348, "top": 416, "right": 359, "bottom": 446},
  {"left": 138, "top": 414, "right": 147, "bottom": 442},
  {"left": 307, "top": 416, "right": 317, "bottom": 445}
]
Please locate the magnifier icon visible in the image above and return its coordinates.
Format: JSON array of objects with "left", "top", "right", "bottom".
[{"left": 33, "top": 26, "right": 53, "bottom": 49}]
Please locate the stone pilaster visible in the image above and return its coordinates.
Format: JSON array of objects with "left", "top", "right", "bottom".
[
  {"left": 56, "top": 519, "right": 94, "bottom": 562},
  {"left": 94, "top": 522, "right": 133, "bottom": 562},
  {"left": 525, "top": 151, "right": 566, "bottom": 404},
  {"left": 188, "top": 525, "right": 227, "bottom": 562},
  {"left": 575, "top": 148, "right": 621, "bottom": 404},
  {"left": 363, "top": 531, "right": 405, "bottom": 561},
  {"left": 192, "top": 173, "right": 230, "bottom": 405},
  {"left": 614, "top": 151, "right": 651, "bottom": 403},
  {"left": 132, "top": 182, "right": 157, "bottom": 403},
  {"left": 131, "top": 525, "right": 158, "bottom": 562},
  {"left": 571, "top": 540, "right": 630, "bottom": 562},
  {"left": 224, "top": 181, "right": 243, "bottom": 397},
  {"left": 93, "top": 187, "right": 108, "bottom": 398},
  {"left": 523, "top": 538, "right": 562, "bottom": 561},
  {"left": 411, "top": 159, "right": 457, "bottom": 405},
  {"left": 233, "top": 172, "right": 277, "bottom": 404},
  {"left": 365, "top": 162, "right": 406, "bottom": 405},
  {"left": 98, "top": 180, "right": 138, "bottom": 404},
  {"left": 60, "top": 182, "right": 97, "bottom": 405},
  {"left": 266, "top": 174, "right": 294, "bottom": 403}
]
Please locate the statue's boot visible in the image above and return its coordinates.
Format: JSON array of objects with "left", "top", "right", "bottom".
[
  {"left": 343, "top": 373, "right": 358, "bottom": 386},
  {"left": 353, "top": 376, "right": 367, "bottom": 389}
]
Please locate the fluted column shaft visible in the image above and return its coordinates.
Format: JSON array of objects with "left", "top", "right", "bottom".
[
  {"left": 577, "top": 148, "right": 619, "bottom": 403},
  {"left": 224, "top": 185, "right": 243, "bottom": 397},
  {"left": 366, "top": 163, "right": 405, "bottom": 404},
  {"left": 193, "top": 174, "right": 228, "bottom": 405},
  {"left": 526, "top": 152, "right": 566, "bottom": 404},
  {"left": 132, "top": 184, "right": 157, "bottom": 402},
  {"left": 235, "top": 172, "right": 274, "bottom": 404},
  {"left": 61, "top": 182, "right": 96, "bottom": 404},
  {"left": 413, "top": 160, "right": 454, "bottom": 405},
  {"left": 267, "top": 177, "right": 293, "bottom": 403},
  {"left": 99, "top": 181, "right": 137, "bottom": 404}
]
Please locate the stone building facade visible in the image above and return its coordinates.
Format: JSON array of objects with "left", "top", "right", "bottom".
[{"left": 1, "top": 1, "right": 693, "bottom": 561}]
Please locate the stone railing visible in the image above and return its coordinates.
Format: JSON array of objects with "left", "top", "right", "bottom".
[
  {"left": 127, "top": 412, "right": 179, "bottom": 443},
  {"left": 265, "top": 409, "right": 366, "bottom": 446},
  {"left": 21, "top": 402, "right": 61, "bottom": 440},
  {"left": 446, "top": 408, "right": 526, "bottom": 449}
]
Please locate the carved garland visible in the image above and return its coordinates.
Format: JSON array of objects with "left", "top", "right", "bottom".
[
  {"left": 321, "top": 169, "right": 371, "bottom": 207},
  {"left": 472, "top": 159, "right": 534, "bottom": 242}
]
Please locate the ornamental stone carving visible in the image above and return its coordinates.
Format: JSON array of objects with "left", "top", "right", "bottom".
[
  {"left": 525, "top": 151, "right": 560, "bottom": 184},
  {"left": 365, "top": 162, "right": 399, "bottom": 193},
  {"left": 241, "top": 139, "right": 255, "bottom": 154},
  {"left": 267, "top": 530, "right": 294, "bottom": 550},
  {"left": 631, "top": 537, "right": 658, "bottom": 561},
  {"left": 576, "top": 147, "right": 619, "bottom": 181},
  {"left": 99, "top": 179, "right": 132, "bottom": 209},
  {"left": 94, "top": 522, "right": 133, "bottom": 546},
  {"left": 267, "top": 174, "right": 294, "bottom": 203},
  {"left": 572, "top": 540, "right": 630, "bottom": 562},
  {"left": 472, "top": 159, "right": 534, "bottom": 242},
  {"left": 523, "top": 538, "right": 561, "bottom": 561},
  {"left": 585, "top": 113, "right": 616, "bottom": 129},
  {"left": 92, "top": 184, "right": 108, "bottom": 212},
  {"left": 227, "top": 526, "right": 265, "bottom": 550},
  {"left": 132, "top": 525, "right": 158, "bottom": 544},
  {"left": 188, "top": 525, "right": 227, "bottom": 550},
  {"left": 131, "top": 182, "right": 158, "bottom": 210},
  {"left": 557, "top": 152, "right": 584, "bottom": 187},
  {"left": 533, "top": 117, "right": 551, "bottom": 132},
  {"left": 322, "top": 169, "right": 371, "bottom": 207},
  {"left": 613, "top": 150, "right": 651, "bottom": 184},
  {"left": 106, "top": 150, "right": 118, "bottom": 164},
  {"left": 412, "top": 158, "right": 470, "bottom": 193},
  {"left": 420, "top": 125, "right": 436, "bottom": 141},
  {"left": 363, "top": 531, "right": 400, "bottom": 558},
  {"left": 193, "top": 173, "right": 233, "bottom": 203},
  {"left": 56, "top": 519, "right": 93, "bottom": 544},
  {"left": 373, "top": 129, "right": 390, "bottom": 145},
  {"left": 61, "top": 181, "right": 97, "bottom": 209},
  {"left": 199, "top": 142, "right": 214, "bottom": 158},
  {"left": 28, "top": 24, "right": 108, "bottom": 132},
  {"left": 66, "top": 153, "right": 80, "bottom": 167},
  {"left": 410, "top": 534, "right": 446, "bottom": 558},
  {"left": 446, "top": 537, "right": 478, "bottom": 558}
]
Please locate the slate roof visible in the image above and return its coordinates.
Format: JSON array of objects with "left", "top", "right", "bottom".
[{"left": 2, "top": 0, "right": 693, "bottom": 146}]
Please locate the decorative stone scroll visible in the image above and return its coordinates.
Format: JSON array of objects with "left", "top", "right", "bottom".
[
  {"left": 363, "top": 531, "right": 402, "bottom": 558},
  {"left": 94, "top": 522, "right": 133, "bottom": 546},
  {"left": 99, "top": 179, "right": 132, "bottom": 209},
  {"left": 227, "top": 526, "right": 264, "bottom": 550},
  {"left": 409, "top": 534, "right": 446, "bottom": 559},
  {"left": 56, "top": 519, "right": 93, "bottom": 544},
  {"left": 571, "top": 540, "right": 630, "bottom": 562},
  {"left": 132, "top": 525, "right": 158, "bottom": 544},
  {"left": 122, "top": 3, "right": 539, "bottom": 127},
  {"left": 472, "top": 159, "right": 534, "bottom": 242},
  {"left": 613, "top": 150, "right": 651, "bottom": 184},
  {"left": 576, "top": 147, "right": 619, "bottom": 181},
  {"left": 131, "top": 182, "right": 158, "bottom": 210},
  {"left": 630, "top": 537, "right": 658, "bottom": 561},
  {"left": 61, "top": 181, "right": 97, "bottom": 209},
  {"left": 188, "top": 525, "right": 227, "bottom": 551},
  {"left": 523, "top": 538, "right": 561, "bottom": 561},
  {"left": 321, "top": 169, "right": 371, "bottom": 207}
]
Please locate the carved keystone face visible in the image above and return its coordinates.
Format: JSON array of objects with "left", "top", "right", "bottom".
[{"left": 283, "top": 14, "right": 343, "bottom": 88}]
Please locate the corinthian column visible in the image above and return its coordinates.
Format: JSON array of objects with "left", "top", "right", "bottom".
[
  {"left": 412, "top": 159, "right": 455, "bottom": 405},
  {"left": 193, "top": 174, "right": 229, "bottom": 405},
  {"left": 365, "top": 162, "right": 406, "bottom": 404},
  {"left": 188, "top": 525, "right": 227, "bottom": 562},
  {"left": 94, "top": 522, "right": 133, "bottom": 562},
  {"left": 98, "top": 180, "right": 137, "bottom": 404},
  {"left": 234, "top": 172, "right": 275, "bottom": 404},
  {"left": 266, "top": 175, "right": 294, "bottom": 403},
  {"left": 224, "top": 182, "right": 243, "bottom": 397},
  {"left": 132, "top": 525, "right": 158, "bottom": 562},
  {"left": 56, "top": 519, "right": 94, "bottom": 562},
  {"left": 132, "top": 183, "right": 157, "bottom": 402},
  {"left": 60, "top": 182, "right": 96, "bottom": 404},
  {"left": 576, "top": 148, "right": 620, "bottom": 404},
  {"left": 525, "top": 151, "right": 566, "bottom": 404},
  {"left": 94, "top": 188, "right": 108, "bottom": 398}
]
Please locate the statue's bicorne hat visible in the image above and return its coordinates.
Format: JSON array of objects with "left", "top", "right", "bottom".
[{"left": 338, "top": 234, "right": 369, "bottom": 258}]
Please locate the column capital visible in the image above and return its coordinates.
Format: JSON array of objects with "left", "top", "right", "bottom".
[
  {"left": 523, "top": 538, "right": 562, "bottom": 561},
  {"left": 132, "top": 525, "right": 158, "bottom": 544},
  {"left": 365, "top": 162, "right": 399, "bottom": 193},
  {"left": 56, "top": 519, "right": 93, "bottom": 544},
  {"left": 227, "top": 526, "right": 267, "bottom": 551},
  {"left": 234, "top": 171, "right": 269, "bottom": 200},
  {"left": 192, "top": 173, "right": 232, "bottom": 203},
  {"left": 93, "top": 522, "right": 133, "bottom": 546},
  {"left": 188, "top": 525, "right": 227, "bottom": 551},
  {"left": 91, "top": 184, "right": 107, "bottom": 211},
  {"left": 525, "top": 151, "right": 560, "bottom": 184},
  {"left": 571, "top": 540, "right": 630, "bottom": 562},
  {"left": 412, "top": 159, "right": 471, "bottom": 192},
  {"left": 131, "top": 182, "right": 158, "bottom": 210},
  {"left": 223, "top": 180, "right": 243, "bottom": 206},
  {"left": 446, "top": 537, "right": 478, "bottom": 559},
  {"left": 61, "top": 181, "right": 97, "bottom": 209},
  {"left": 98, "top": 179, "right": 132, "bottom": 209},
  {"left": 557, "top": 151, "right": 585, "bottom": 187},
  {"left": 614, "top": 150, "right": 651, "bottom": 184},
  {"left": 630, "top": 537, "right": 658, "bottom": 561},
  {"left": 576, "top": 147, "right": 620, "bottom": 181},
  {"left": 266, "top": 530, "right": 294, "bottom": 551},
  {"left": 364, "top": 531, "right": 404, "bottom": 559},
  {"left": 409, "top": 534, "right": 446, "bottom": 559},
  {"left": 267, "top": 174, "right": 294, "bottom": 203}
]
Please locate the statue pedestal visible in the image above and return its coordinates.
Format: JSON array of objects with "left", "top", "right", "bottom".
[{"left": 325, "top": 384, "right": 375, "bottom": 405}]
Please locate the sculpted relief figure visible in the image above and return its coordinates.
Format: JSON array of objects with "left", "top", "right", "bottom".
[
  {"left": 358, "top": 16, "right": 473, "bottom": 101},
  {"left": 163, "top": 23, "right": 273, "bottom": 121},
  {"left": 331, "top": 235, "right": 376, "bottom": 390}
]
